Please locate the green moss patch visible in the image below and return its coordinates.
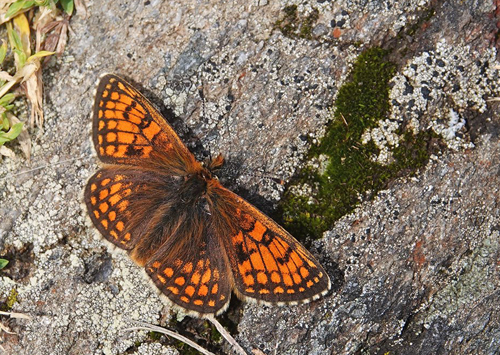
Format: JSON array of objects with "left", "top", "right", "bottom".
[
  {"left": 0, "top": 288, "right": 18, "bottom": 311},
  {"left": 280, "top": 48, "right": 440, "bottom": 240},
  {"left": 274, "top": 5, "right": 319, "bottom": 40}
]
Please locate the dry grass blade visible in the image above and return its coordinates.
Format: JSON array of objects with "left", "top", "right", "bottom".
[
  {"left": 124, "top": 320, "right": 216, "bottom": 355},
  {"left": 206, "top": 315, "right": 248, "bottom": 355},
  {"left": 0, "top": 311, "right": 31, "bottom": 320}
]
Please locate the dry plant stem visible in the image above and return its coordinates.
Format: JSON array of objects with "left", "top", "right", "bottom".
[
  {"left": 125, "top": 321, "right": 216, "bottom": 355},
  {"left": 206, "top": 315, "right": 248, "bottom": 355},
  {"left": 0, "top": 311, "right": 30, "bottom": 320}
]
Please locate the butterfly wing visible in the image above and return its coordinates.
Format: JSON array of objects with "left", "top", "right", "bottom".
[
  {"left": 219, "top": 190, "right": 331, "bottom": 304},
  {"left": 92, "top": 74, "right": 198, "bottom": 173},
  {"left": 145, "top": 214, "right": 233, "bottom": 316}
]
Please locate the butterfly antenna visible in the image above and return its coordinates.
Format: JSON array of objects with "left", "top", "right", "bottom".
[{"left": 240, "top": 168, "right": 286, "bottom": 186}]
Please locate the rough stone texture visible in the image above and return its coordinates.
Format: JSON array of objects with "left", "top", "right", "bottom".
[{"left": 0, "top": 0, "right": 499, "bottom": 354}]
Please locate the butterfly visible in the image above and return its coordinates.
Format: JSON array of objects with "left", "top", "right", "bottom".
[{"left": 84, "top": 74, "right": 331, "bottom": 317}]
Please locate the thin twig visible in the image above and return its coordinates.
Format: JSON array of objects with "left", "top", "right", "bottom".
[
  {"left": 0, "top": 311, "right": 30, "bottom": 320},
  {"left": 124, "top": 321, "right": 215, "bottom": 355},
  {"left": 2, "top": 156, "right": 88, "bottom": 179},
  {"left": 206, "top": 315, "right": 248, "bottom": 355}
]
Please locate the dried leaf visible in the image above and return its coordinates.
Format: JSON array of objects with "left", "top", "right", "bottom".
[
  {"left": 0, "top": 144, "right": 15, "bottom": 157},
  {"left": 74, "top": 0, "right": 86, "bottom": 18},
  {"left": 12, "top": 12, "right": 30, "bottom": 57}
]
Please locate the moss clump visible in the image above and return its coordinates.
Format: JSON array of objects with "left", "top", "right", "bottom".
[
  {"left": 274, "top": 5, "right": 319, "bottom": 40},
  {"left": 280, "top": 47, "right": 440, "bottom": 240},
  {"left": 0, "top": 288, "right": 18, "bottom": 311}
]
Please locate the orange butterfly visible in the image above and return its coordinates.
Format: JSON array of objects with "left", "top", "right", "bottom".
[{"left": 84, "top": 74, "right": 331, "bottom": 317}]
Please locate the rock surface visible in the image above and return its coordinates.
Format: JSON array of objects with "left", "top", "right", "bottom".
[{"left": 0, "top": 0, "right": 499, "bottom": 354}]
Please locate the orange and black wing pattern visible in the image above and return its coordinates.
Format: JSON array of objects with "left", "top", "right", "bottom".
[
  {"left": 145, "top": 216, "right": 233, "bottom": 315},
  {"left": 225, "top": 194, "right": 331, "bottom": 304},
  {"left": 85, "top": 74, "right": 331, "bottom": 317},
  {"left": 92, "top": 74, "right": 198, "bottom": 172},
  {"left": 85, "top": 168, "right": 136, "bottom": 250}
]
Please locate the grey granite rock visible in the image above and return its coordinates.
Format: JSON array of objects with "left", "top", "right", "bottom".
[{"left": 0, "top": 0, "right": 499, "bottom": 354}]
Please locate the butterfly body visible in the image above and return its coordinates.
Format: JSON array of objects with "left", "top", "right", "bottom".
[{"left": 85, "top": 74, "right": 331, "bottom": 317}]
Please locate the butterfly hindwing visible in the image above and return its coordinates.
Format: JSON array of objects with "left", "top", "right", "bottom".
[
  {"left": 85, "top": 168, "right": 137, "bottom": 250},
  {"left": 145, "top": 216, "right": 233, "bottom": 315}
]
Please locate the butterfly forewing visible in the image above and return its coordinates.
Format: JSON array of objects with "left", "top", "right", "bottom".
[
  {"left": 93, "top": 74, "right": 197, "bottom": 173},
  {"left": 224, "top": 193, "right": 331, "bottom": 303}
]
